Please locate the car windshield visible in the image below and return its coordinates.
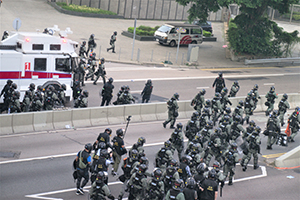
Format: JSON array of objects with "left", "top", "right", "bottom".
[{"left": 157, "top": 25, "right": 172, "bottom": 33}]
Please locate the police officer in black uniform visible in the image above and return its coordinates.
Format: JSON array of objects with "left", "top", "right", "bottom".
[
  {"left": 212, "top": 72, "right": 226, "bottom": 93},
  {"left": 95, "top": 128, "right": 113, "bottom": 150},
  {"left": 183, "top": 177, "right": 198, "bottom": 200},
  {"left": 101, "top": 77, "right": 114, "bottom": 106},
  {"left": 141, "top": 79, "right": 153, "bottom": 103},
  {"left": 112, "top": 129, "right": 127, "bottom": 176}
]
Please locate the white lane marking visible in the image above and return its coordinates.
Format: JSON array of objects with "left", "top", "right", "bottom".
[
  {"left": 129, "top": 90, "right": 142, "bottom": 93},
  {"left": 25, "top": 182, "right": 123, "bottom": 200},
  {"left": 84, "top": 73, "right": 297, "bottom": 83},
  {"left": 25, "top": 165, "right": 267, "bottom": 199},
  {"left": 264, "top": 83, "right": 275, "bottom": 86},
  {"left": 196, "top": 86, "right": 210, "bottom": 89}
]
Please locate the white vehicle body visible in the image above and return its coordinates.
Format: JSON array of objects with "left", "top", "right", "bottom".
[
  {"left": 0, "top": 31, "right": 79, "bottom": 103},
  {"left": 154, "top": 23, "right": 203, "bottom": 47}
]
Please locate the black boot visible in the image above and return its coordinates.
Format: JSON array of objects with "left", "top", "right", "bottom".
[
  {"left": 163, "top": 122, "right": 166, "bottom": 128},
  {"left": 254, "top": 165, "right": 259, "bottom": 170},
  {"left": 266, "top": 145, "right": 272, "bottom": 150},
  {"left": 228, "top": 180, "right": 233, "bottom": 185}
]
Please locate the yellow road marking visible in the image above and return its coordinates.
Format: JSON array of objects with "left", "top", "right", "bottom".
[{"left": 262, "top": 153, "right": 286, "bottom": 159}]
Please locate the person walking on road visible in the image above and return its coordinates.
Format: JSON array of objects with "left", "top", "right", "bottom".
[
  {"left": 163, "top": 93, "right": 179, "bottom": 129},
  {"left": 265, "top": 86, "right": 278, "bottom": 116},
  {"left": 212, "top": 72, "right": 225, "bottom": 93},
  {"left": 111, "top": 129, "right": 127, "bottom": 176},
  {"left": 278, "top": 93, "right": 290, "bottom": 126},
  {"left": 93, "top": 58, "right": 106, "bottom": 85},
  {"left": 75, "top": 143, "right": 92, "bottom": 195},
  {"left": 107, "top": 31, "right": 117, "bottom": 53},
  {"left": 101, "top": 77, "right": 114, "bottom": 106},
  {"left": 141, "top": 79, "right": 153, "bottom": 103}
]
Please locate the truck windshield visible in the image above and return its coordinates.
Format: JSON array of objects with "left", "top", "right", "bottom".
[
  {"left": 157, "top": 25, "right": 172, "bottom": 33},
  {"left": 55, "top": 58, "right": 72, "bottom": 73}
]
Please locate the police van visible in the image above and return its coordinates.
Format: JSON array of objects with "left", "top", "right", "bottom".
[
  {"left": 154, "top": 23, "right": 203, "bottom": 47},
  {"left": 0, "top": 27, "right": 79, "bottom": 103}
]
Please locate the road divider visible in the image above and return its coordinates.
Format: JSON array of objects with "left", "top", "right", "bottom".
[
  {"left": 0, "top": 93, "right": 299, "bottom": 135},
  {"left": 275, "top": 145, "right": 300, "bottom": 168}
]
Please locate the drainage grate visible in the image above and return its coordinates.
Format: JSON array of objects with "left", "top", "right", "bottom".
[{"left": 0, "top": 151, "right": 20, "bottom": 158}]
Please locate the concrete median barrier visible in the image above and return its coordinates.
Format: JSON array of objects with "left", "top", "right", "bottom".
[
  {"left": 33, "top": 111, "right": 54, "bottom": 132},
  {"left": 124, "top": 104, "right": 141, "bottom": 123},
  {"left": 107, "top": 105, "right": 125, "bottom": 124},
  {"left": 156, "top": 102, "right": 168, "bottom": 121},
  {"left": 53, "top": 110, "right": 72, "bottom": 130},
  {"left": 0, "top": 114, "right": 13, "bottom": 135},
  {"left": 275, "top": 145, "right": 300, "bottom": 168},
  {"left": 72, "top": 108, "right": 92, "bottom": 128},
  {"left": 140, "top": 103, "right": 157, "bottom": 122},
  {"left": 177, "top": 101, "right": 187, "bottom": 119},
  {"left": 12, "top": 113, "right": 34, "bottom": 133},
  {"left": 90, "top": 107, "right": 109, "bottom": 126}
]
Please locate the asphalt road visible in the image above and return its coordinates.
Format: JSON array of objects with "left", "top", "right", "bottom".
[
  {"left": 76, "top": 65, "right": 300, "bottom": 107},
  {"left": 1, "top": 112, "right": 300, "bottom": 200}
]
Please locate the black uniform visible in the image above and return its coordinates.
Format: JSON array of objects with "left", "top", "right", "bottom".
[
  {"left": 141, "top": 80, "right": 153, "bottom": 103},
  {"left": 212, "top": 76, "right": 225, "bottom": 93},
  {"left": 200, "top": 178, "right": 218, "bottom": 200},
  {"left": 101, "top": 80, "right": 114, "bottom": 106}
]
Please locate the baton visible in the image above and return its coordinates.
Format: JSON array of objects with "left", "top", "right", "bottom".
[{"left": 123, "top": 115, "right": 132, "bottom": 138}]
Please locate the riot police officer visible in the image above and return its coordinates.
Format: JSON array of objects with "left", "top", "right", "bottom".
[
  {"left": 265, "top": 86, "right": 278, "bottom": 116},
  {"left": 79, "top": 41, "right": 87, "bottom": 58},
  {"left": 0, "top": 81, "right": 16, "bottom": 113},
  {"left": 95, "top": 128, "right": 113, "bottom": 150},
  {"left": 170, "top": 128, "right": 184, "bottom": 161},
  {"left": 178, "top": 155, "right": 192, "bottom": 182},
  {"left": 265, "top": 110, "right": 280, "bottom": 149},
  {"left": 101, "top": 77, "right": 114, "bottom": 106},
  {"left": 74, "top": 90, "right": 88, "bottom": 108},
  {"left": 87, "top": 34, "right": 97, "bottom": 54},
  {"left": 223, "top": 143, "right": 239, "bottom": 185},
  {"left": 107, "top": 31, "right": 117, "bottom": 53},
  {"left": 112, "top": 129, "right": 127, "bottom": 176},
  {"left": 228, "top": 80, "right": 239, "bottom": 97},
  {"left": 252, "top": 84, "right": 261, "bottom": 111},
  {"left": 119, "top": 87, "right": 135, "bottom": 104},
  {"left": 287, "top": 107, "right": 300, "bottom": 142},
  {"left": 165, "top": 179, "right": 185, "bottom": 200},
  {"left": 212, "top": 72, "right": 226, "bottom": 93},
  {"left": 90, "top": 149, "right": 113, "bottom": 184},
  {"left": 85, "top": 52, "right": 97, "bottom": 81},
  {"left": 191, "top": 89, "right": 205, "bottom": 114},
  {"left": 89, "top": 171, "right": 114, "bottom": 200},
  {"left": 163, "top": 160, "right": 180, "bottom": 193},
  {"left": 211, "top": 92, "right": 223, "bottom": 126},
  {"left": 244, "top": 92, "right": 255, "bottom": 124},
  {"left": 72, "top": 81, "right": 82, "bottom": 101},
  {"left": 44, "top": 85, "right": 58, "bottom": 110},
  {"left": 220, "top": 87, "right": 232, "bottom": 110},
  {"left": 57, "top": 84, "right": 66, "bottom": 106},
  {"left": 77, "top": 58, "right": 86, "bottom": 86},
  {"left": 127, "top": 164, "right": 148, "bottom": 200},
  {"left": 145, "top": 168, "right": 164, "bottom": 200},
  {"left": 183, "top": 177, "right": 197, "bottom": 199},
  {"left": 163, "top": 93, "right": 179, "bottom": 129},
  {"left": 278, "top": 93, "right": 290, "bottom": 126},
  {"left": 93, "top": 58, "right": 106, "bottom": 85},
  {"left": 155, "top": 140, "right": 174, "bottom": 172}
]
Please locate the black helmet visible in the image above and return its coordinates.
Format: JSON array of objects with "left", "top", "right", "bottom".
[
  {"left": 83, "top": 90, "right": 89, "bottom": 97},
  {"left": 192, "top": 111, "right": 199, "bottom": 118},
  {"left": 201, "top": 89, "right": 206, "bottom": 95},
  {"left": 234, "top": 81, "right": 239, "bottom": 85},
  {"left": 295, "top": 107, "right": 300, "bottom": 112},
  {"left": 272, "top": 110, "right": 278, "bottom": 117},
  {"left": 222, "top": 87, "right": 228, "bottom": 94},
  {"left": 218, "top": 72, "right": 223, "bottom": 77},
  {"left": 37, "top": 85, "right": 43, "bottom": 91},
  {"left": 85, "top": 143, "right": 93, "bottom": 152},
  {"left": 48, "top": 85, "right": 54, "bottom": 92},
  {"left": 186, "top": 177, "right": 196, "bottom": 189},
  {"left": 164, "top": 140, "right": 172, "bottom": 148},
  {"left": 225, "top": 107, "right": 231, "bottom": 114},
  {"left": 173, "top": 179, "right": 184, "bottom": 190},
  {"left": 105, "top": 128, "right": 112, "bottom": 135},
  {"left": 146, "top": 79, "right": 152, "bottom": 85},
  {"left": 205, "top": 99, "right": 211, "bottom": 106},
  {"left": 197, "top": 163, "right": 207, "bottom": 174},
  {"left": 114, "top": 31, "right": 117, "bottom": 35},
  {"left": 139, "top": 156, "right": 149, "bottom": 165},
  {"left": 173, "top": 93, "right": 179, "bottom": 100},
  {"left": 97, "top": 142, "right": 106, "bottom": 150},
  {"left": 90, "top": 34, "right": 95, "bottom": 38},
  {"left": 215, "top": 92, "right": 220, "bottom": 98},
  {"left": 82, "top": 41, "right": 86, "bottom": 45},
  {"left": 283, "top": 93, "right": 288, "bottom": 100},
  {"left": 270, "top": 86, "right": 275, "bottom": 93},
  {"left": 206, "top": 120, "right": 213, "bottom": 128},
  {"left": 238, "top": 100, "right": 244, "bottom": 107},
  {"left": 137, "top": 137, "right": 146, "bottom": 146},
  {"left": 192, "top": 143, "right": 200, "bottom": 153},
  {"left": 97, "top": 171, "right": 108, "bottom": 181},
  {"left": 7, "top": 80, "right": 13, "bottom": 84},
  {"left": 116, "top": 128, "right": 124, "bottom": 136},
  {"left": 181, "top": 155, "right": 192, "bottom": 164},
  {"left": 214, "top": 127, "right": 221, "bottom": 134},
  {"left": 249, "top": 120, "right": 256, "bottom": 127},
  {"left": 131, "top": 149, "right": 139, "bottom": 160},
  {"left": 255, "top": 126, "right": 261, "bottom": 134},
  {"left": 13, "top": 91, "right": 20, "bottom": 99},
  {"left": 176, "top": 123, "right": 183, "bottom": 130},
  {"left": 138, "top": 164, "right": 148, "bottom": 174},
  {"left": 100, "top": 149, "right": 108, "bottom": 158},
  {"left": 100, "top": 58, "right": 105, "bottom": 63},
  {"left": 208, "top": 169, "right": 217, "bottom": 179},
  {"left": 108, "top": 77, "right": 113, "bottom": 83},
  {"left": 231, "top": 142, "right": 238, "bottom": 150},
  {"left": 61, "top": 84, "right": 67, "bottom": 90},
  {"left": 253, "top": 84, "right": 258, "bottom": 90},
  {"left": 234, "top": 115, "right": 242, "bottom": 123},
  {"left": 153, "top": 168, "right": 163, "bottom": 181},
  {"left": 29, "top": 83, "right": 35, "bottom": 90},
  {"left": 169, "top": 159, "right": 178, "bottom": 167},
  {"left": 11, "top": 83, "right": 17, "bottom": 89}
]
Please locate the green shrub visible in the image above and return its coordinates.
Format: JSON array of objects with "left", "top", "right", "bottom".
[
  {"left": 203, "top": 30, "right": 212, "bottom": 37},
  {"left": 293, "top": 14, "right": 300, "bottom": 20},
  {"left": 56, "top": 2, "right": 117, "bottom": 15},
  {"left": 128, "top": 27, "right": 134, "bottom": 33},
  {"left": 127, "top": 25, "right": 158, "bottom": 36}
]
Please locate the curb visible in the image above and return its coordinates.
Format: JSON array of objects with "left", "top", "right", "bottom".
[{"left": 48, "top": 2, "right": 124, "bottom": 19}]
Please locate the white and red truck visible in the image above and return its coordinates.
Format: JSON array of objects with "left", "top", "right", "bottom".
[{"left": 0, "top": 27, "right": 79, "bottom": 103}]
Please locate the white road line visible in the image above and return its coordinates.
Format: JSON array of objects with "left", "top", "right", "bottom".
[
  {"left": 25, "top": 165, "right": 267, "bottom": 199},
  {"left": 130, "top": 90, "right": 142, "bottom": 93},
  {"left": 196, "top": 86, "right": 210, "bottom": 89},
  {"left": 264, "top": 83, "right": 275, "bottom": 86}
]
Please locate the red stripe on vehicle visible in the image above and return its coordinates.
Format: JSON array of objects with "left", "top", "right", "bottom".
[
  {"left": 0, "top": 71, "right": 72, "bottom": 79},
  {"left": 180, "top": 35, "right": 192, "bottom": 44}
]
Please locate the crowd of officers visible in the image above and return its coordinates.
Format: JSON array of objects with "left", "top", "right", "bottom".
[{"left": 73, "top": 76, "right": 299, "bottom": 200}]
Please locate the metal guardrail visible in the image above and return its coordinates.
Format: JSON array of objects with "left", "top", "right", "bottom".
[{"left": 245, "top": 57, "right": 300, "bottom": 65}]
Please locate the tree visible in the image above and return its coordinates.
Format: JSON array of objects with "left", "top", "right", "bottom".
[{"left": 177, "top": 0, "right": 300, "bottom": 57}]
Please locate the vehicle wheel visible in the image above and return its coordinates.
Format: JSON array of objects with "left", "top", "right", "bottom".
[
  {"left": 191, "top": 41, "right": 197, "bottom": 44},
  {"left": 169, "top": 40, "right": 176, "bottom": 47},
  {"left": 159, "top": 41, "right": 163, "bottom": 45}
]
